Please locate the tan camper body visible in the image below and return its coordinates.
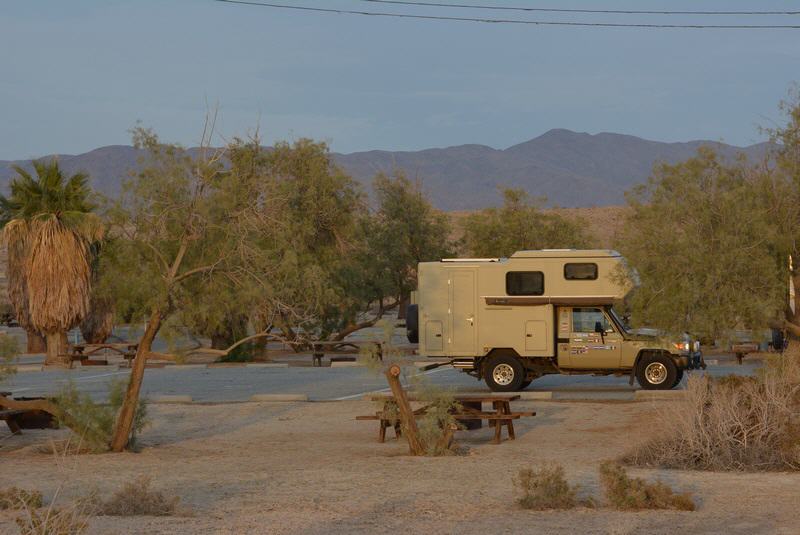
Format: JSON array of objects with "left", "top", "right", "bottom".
[
  {"left": 418, "top": 250, "right": 625, "bottom": 359},
  {"left": 413, "top": 249, "right": 704, "bottom": 391}
]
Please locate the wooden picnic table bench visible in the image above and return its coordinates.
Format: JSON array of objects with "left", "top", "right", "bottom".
[
  {"left": 358, "top": 394, "right": 535, "bottom": 444},
  {"left": 63, "top": 342, "right": 138, "bottom": 367}
]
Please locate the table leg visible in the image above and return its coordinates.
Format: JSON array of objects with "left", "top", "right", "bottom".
[{"left": 6, "top": 418, "right": 21, "bottom": 435}]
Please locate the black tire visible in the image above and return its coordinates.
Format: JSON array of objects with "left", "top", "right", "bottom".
[
  {"left": 484, "top": 355, "right": 525, "bottom": 392},
  {"left": 406, "top": 304, "right": 419, "bottom": 343},
  {"left": 672, "top": 368, "right": 684, "bottom": 388},
  {"left": 772, "top": 329, "right": 785, "bottom": 352},
  {"left": 636, "top": 353, "right": 678, "bottom": 390}
]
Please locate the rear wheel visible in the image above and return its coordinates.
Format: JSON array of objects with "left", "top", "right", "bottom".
[
  {"left": 484, "top": 355, "right": 525, "bottom": 392},
  {"left": 406, "top": 304, "right": 419, "bottom": 343},
  {"left": 636, "top": 354, "right": 678, "bottom": 390}
]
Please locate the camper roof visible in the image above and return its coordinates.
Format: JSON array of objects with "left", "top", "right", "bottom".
[{"left": 509, "top": 249, "right": 621, "bottom": 259}]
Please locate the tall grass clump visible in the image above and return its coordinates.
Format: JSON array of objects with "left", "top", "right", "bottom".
[
  {"left": 625, "top": 348, "right": 800, "bottom": 471},
  {"left": 599, "top": 461, "right": 695, "bottom": 511},
  {"left": 513, "top": 463, "right": 589, "bottom": 510}
]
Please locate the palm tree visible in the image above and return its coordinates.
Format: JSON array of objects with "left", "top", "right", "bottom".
[{"left": 0, "top": 159, "right": 102, "bottom": 365}]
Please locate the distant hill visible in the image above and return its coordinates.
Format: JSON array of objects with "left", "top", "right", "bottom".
[{"left": 0, "top": 129, "right": 770, "bottom": 210}]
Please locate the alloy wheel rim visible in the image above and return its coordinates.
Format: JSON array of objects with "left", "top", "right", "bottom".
[
  {"left": 493, "top": 363, "right": 515, "bottom": 386},
  {"left": 644, "top": 362, "right": 668, "bottom": 385}
]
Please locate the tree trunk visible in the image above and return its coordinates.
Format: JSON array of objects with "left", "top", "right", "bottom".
[
  {"left": 211, "top": 333, "right": 232, "bottom": 350},
  {"left": 398, "top": 295, "right": 409, "bottom": 320},
  {"left": 110, "top": 309, "right": 162, "bottom": 452},
  {"left": 385, "top": 364, "right": 424, "bottom": 455},
  {"left": 25, "top": 328, "right": 46, "bottom": 354},
  {"left": 43, "top": 331, "right": 69, "bottom": 367}
]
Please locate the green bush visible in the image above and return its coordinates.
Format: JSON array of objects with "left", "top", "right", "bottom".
[
  {"left": 54, "top": 378, "right": 148, "bottom": 452},
  {"left": 0, "top": 334, "right": 19, "bottom": 383}
]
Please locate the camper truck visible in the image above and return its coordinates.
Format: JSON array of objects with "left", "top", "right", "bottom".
[{"left": 406, "top": 250, "right": 704, "bottom": 391}]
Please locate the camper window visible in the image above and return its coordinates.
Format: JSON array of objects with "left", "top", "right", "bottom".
[
  {"left": 506, "top": 271, "right": 544, "bottom": 296},
  {"left": 564, "top": 263, "right": 598, "bottom": 280}
]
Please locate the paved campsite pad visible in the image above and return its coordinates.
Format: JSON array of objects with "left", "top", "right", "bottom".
[
  {"left": 2, "top": 359, "right": 762, "bottom": 403},
  {"left": 1, "top": 400, "right": 798, "bottom": 534}
]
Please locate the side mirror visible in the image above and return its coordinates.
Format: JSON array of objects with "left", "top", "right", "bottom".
[{"left": 594, "top": 321, "right": 604, "bottom": 333}]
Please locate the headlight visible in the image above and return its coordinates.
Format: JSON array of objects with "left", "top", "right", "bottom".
[{"left": 673, "top": 342, "right": 690, "bottom": 352}]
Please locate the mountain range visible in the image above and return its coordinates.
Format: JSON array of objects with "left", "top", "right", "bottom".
[{"left": 0, "top": 129, "right": 770, "bottom": 210}]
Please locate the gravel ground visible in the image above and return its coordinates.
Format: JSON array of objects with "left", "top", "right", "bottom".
[{"left": 1, "top": 398, "right": 798, "bottom": 534}]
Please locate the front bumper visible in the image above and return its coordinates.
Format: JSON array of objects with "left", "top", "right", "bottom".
[{"left": 676, "top": 351, "right": 705, "bottom": 370}]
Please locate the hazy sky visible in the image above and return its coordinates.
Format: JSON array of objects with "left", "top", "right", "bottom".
[{"left": 1, "top": 0, "right": 799, "bottom": 159}]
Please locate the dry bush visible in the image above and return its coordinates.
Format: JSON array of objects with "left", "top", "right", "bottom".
[
  {"left": 0, "top": 488, "right": 43, "bottom": 510},
  {"left": 599, "top": 461, "right": 695, "bottom": 511},
  {"left": 15, "top": 505, "right": 89, "bottom": 535},
  {"left": 513, "top": 463, "right": 590, "bottom": 510},
  {"left": 90, "top": 476, "right": 179, "bottom": 516},
  {"left": 625, "top": 350, "right": 800, "bottom": 471}
]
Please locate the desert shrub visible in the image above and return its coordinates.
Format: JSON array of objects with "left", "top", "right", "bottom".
[
  {"left": 415, "top": 389, "right": 462, "bottom": 456},
  {"left": 54, "top": 378, "right": 148, "bottom": 453},
  {"left": 625, "top": 350, "right": 800, "bottom": 471},
  {"left": 599, "top": 461, "right": 695, "bottom": 511},
  {"left": 0, "top": 488, "right": 43, "bottom": 510},
  {"left": 89, "top": 476, "right": 179, "bottom": 516},
  {"left": 15, "top": 506, "right": 89, "bottom": 535},
  {"left": 512, "top": 463, "right": 587, "bottom": 510}
]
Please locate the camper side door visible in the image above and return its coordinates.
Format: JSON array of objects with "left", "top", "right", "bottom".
[{"left": 448, "top": 269, "right": 477, "bottom": 355}]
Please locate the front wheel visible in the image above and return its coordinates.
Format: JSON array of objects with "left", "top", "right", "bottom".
[
  {"left": 636, "top": 354, "right": 678, "bottom": 390},
  {"left": 484, "top": 355, "right": 525, "bottom": 392}
]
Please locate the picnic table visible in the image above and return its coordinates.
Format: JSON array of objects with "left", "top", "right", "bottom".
[
  {"left": 300, "top": 340, "right": 382, "bottom": 367},
  {"left": 63, "top": 342, "right": 138, "bottom": 367},
  {"left": 357, "top": 394, "right": 535, "bottom": 444},
  {"left": 0, "top": 392, "right": 57, "bottom": 434}
]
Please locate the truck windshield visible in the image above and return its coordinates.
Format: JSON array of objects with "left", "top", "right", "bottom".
[{"left": 607, "top": 307, "right": 631, "bottom": 335}]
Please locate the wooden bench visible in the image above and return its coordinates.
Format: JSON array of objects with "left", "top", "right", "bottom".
[{"left": 358, "top": 394, "right": 535, "bottom": 444}]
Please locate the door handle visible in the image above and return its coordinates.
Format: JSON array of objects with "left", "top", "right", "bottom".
[{"left": 466, "top": 316, "right": 474, "bottom": 326}]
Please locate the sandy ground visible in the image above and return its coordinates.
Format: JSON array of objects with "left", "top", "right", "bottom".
[{"left": 1, "top": 399, "right": 798, "bottom": 535}]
